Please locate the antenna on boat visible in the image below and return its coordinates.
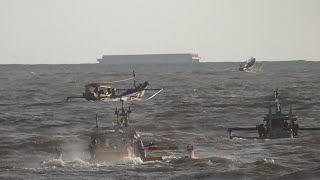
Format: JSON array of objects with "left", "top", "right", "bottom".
[
  {"left": 289, "top": 105, "right": 294, "bottom": 138},
  {"left": 121, "top": 99, "right": 124, "bottom": 111},
  {"left": 95, "top": 114, "right": 99, "bottom": 129},
  {"left": 115, "top": 106, "right": 119, "bottom": 124},
  {"left": 114, "top": 99, "right": 131, "bottom": 127},
  {"left": 133, "top": 70, "right": 136, "bottom": 88},
  {"left": 268, "top": 106, "right": 272, "bottom": 132}
]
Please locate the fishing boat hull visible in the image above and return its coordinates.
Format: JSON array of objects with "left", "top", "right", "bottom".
[
  {"left": 92, "top": 149, "right": 135, "bottom": 161},
  {"left": 239, "top": 66, "right": 254, "bottom": 72}
]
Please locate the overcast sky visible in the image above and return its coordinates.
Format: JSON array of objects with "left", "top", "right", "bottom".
[{"left": 1, "top": 0, "right": 319, "bottom": 64}]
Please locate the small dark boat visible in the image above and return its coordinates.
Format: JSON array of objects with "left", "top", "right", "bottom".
[{"left": 227, "top": 89, "right": 320, "bottom": 139}]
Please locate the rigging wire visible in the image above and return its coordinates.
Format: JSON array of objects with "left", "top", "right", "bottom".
[{"left": 145, "top": 89, "right": 163, "bottom": 101}]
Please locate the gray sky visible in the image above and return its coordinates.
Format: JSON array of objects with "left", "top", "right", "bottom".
[{"left": 1, "top": 0, "right": 320, "bottom": 64}]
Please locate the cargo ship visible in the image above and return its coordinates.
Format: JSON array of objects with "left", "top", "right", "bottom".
[{"left": 97, "top": 53, "right": 200, "bottom": 64}]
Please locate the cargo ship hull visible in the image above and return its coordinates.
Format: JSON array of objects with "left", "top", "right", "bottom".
[{"left": 97, "top": 53, "right": 200, "bottom": 64}]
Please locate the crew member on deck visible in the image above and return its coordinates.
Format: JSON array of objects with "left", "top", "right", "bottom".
[
  {"left": 187, "top": 144, "right": 195, "bottom": 159},
  {"left": 107, "top": 88, "right": 111, "bottom": 95},
  {"left": 111, "top": 88, "right": 116, "bottom": 97},
  {"left": 98, "top": 89, "right": 106, "bottom": 98},
  {"left": 274, "top": 89, "right": 279, "bottom": 100},
  {"left": 85, "top": 87, "right": 91, "bottom": 93}
]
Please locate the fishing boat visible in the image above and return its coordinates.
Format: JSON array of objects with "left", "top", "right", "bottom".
[
  {"left": 87, "top": 100, "right": 182, "bottom": 162},
  {"left": 239, "top": 57, "right": 256, "bottom": 72},
  {"left": 67, "top": 71, "right": 163, "bottom": 102},
  {"left": 227, "top": 89, "right": 320, "bottom": 139}
]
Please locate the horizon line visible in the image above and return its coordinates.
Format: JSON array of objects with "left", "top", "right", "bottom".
[{"left": 0, "top": 59, "right": 319, "bottom": 65}]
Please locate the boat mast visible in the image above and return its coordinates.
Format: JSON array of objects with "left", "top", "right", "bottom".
[{"left": 133, "top": 70, "right": 136, "bottom": 88}]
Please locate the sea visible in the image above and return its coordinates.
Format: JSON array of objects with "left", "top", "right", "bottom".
[{"left": 0, "top": 61, "right": 320, "bottom": 180}]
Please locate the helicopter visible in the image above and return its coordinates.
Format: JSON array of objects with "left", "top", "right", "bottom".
[
  {"left": 66, "top": 71, "right": 163, "bottom": 102},
  {"left": 227, "top": 89, "right": 320, "bottom": 139}
]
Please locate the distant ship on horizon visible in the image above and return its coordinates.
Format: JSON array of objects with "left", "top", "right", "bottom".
[{"left": 97, "top": 53, "right": 200, "bottom": 64}]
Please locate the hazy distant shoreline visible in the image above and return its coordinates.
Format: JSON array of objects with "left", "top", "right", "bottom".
[{"left": 0, "top": 59, "right": 319, "bottom": 65}]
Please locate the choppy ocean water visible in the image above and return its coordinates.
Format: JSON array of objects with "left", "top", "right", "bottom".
[{"left": 0, "top": 61, "right": 320, "bottom": 180}]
